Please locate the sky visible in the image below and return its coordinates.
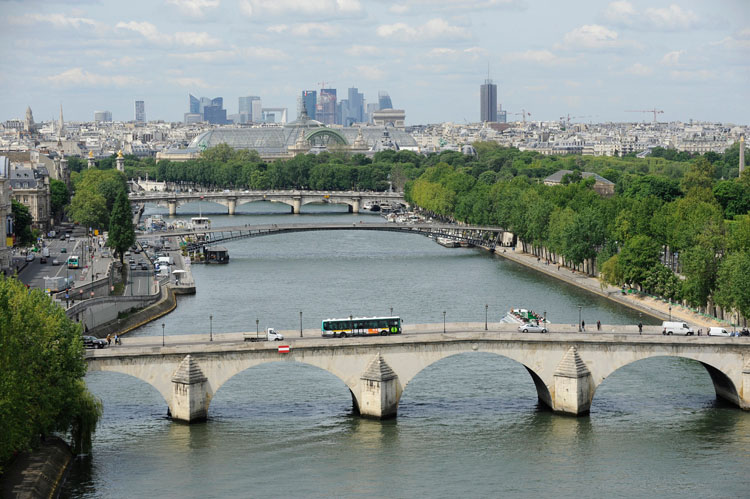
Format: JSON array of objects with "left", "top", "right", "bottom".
[{"left": 1, "top": 0, "right": 748, "bottom": 125}]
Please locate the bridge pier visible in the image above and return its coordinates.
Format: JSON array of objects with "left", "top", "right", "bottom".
[
  {"left": 350, "top": 198, "right": 360, "bottom": 214},
  {"left": 552, "top": 346, "right": 593, "bottom": 416},
  {"left": 227, "top": 198, "right": 236, "bottom": 216},
  {"left": 167, "top": 200, "right": 177, "bottom": 216},
  {"left": 292, "top": 198, "right": 301, "bottom": 214},
  {"left": 169, "top": 355, "right": 209, "bottom": 423},
  {"left": 742, "top": 361, "right": 750, "bottom": 410},
  {"left": 358, "top": 353, "right": 401, "bottom": 419}
]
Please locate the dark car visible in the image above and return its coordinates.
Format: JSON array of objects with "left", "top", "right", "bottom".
[
  {"left": 40, "top": 256, "right": 47, "bottom": 264},
  {"left": 60, "top": 247, "right": 67, "bottom": 253},
  {"left": 83, "top": 335, "right": 107, "bottom": 349}
]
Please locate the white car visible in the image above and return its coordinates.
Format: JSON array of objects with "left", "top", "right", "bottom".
[{"left": 518, "top": 322, "right": 548, "bottom": 333}]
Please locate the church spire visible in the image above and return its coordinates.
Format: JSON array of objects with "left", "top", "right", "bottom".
[{"left": 58, "top": 104, "right": 64, "bottom": 139}]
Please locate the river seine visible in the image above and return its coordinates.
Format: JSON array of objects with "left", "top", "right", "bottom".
[{"left": 61, "top": 202, "right": 750, "bottom": 498}]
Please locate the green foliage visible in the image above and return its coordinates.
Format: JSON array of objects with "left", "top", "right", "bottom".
[
  {"left": 50, "top": 179, "right": 70, "bottom": 220},
  {"left": 0, "top": 275, "right": 101, "bottom": 469},
  {"left": 68, "top": 169, "right": 128, "bottom": 229},
  {"left": 107, "top": 190, "right": 136, "bottom": 263},
  {"left": 617, "top": 235, "right": 662, "bottom": 288},
  {"left": 714, "top": 251, "right": 750, "bottom": 321},
  {"left": 11, "top": 200, "right": 34, "bottom": 246}
]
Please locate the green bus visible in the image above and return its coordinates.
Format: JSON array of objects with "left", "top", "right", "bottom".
[{"left": 321, "top": 316, "right": 402, "bottom": 338}]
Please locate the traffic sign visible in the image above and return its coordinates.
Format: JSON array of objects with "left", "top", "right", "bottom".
[{"left": 278, "top": 345, "right": 290, "bottom": 354}]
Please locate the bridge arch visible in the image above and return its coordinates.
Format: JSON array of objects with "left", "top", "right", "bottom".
[
  {"left": 589, "top": 352, "right": 741, "bottom": 409},
  {"left": 306, "top": 129, "right": 348, "bottom": 147},
  {"left": 86, "top": 364, "right": 173, "bottom": 409}
]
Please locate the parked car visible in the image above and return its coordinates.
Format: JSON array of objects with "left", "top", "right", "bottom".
[
  {"left": 129, "top": 262, "right": 136, "bottom": 270},
  {"left": 83, "top": 335, "right": 107, "bottom": 349},
  {"left": 60, "top": 247, "right": 67, "bottom": 253},
  {"left": 51, "top": 258, "right": 60, "bottom": 265},
  {"left": 25, "top": 253, "right": 34, "bottom": 262},
  {"left": 518, "top": 322, "right": 548, "bottom": 334},
  {"left": 40, "top": 256, "right": 47, "bottom": 264}
]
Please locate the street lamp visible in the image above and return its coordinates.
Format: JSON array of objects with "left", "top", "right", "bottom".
[
  {"left": 162, "top": 323, "right": 165, "bottom": 347},
  {"left": 578, "top": 305, "right": 582, "bottom": 332},
  {"left": 209, "top": 314, "right": 213, "bottom": 342},
  {"left": 256, "top": 318, "right": 259, "bottom": 340},
  {"left": 485, "top": 304, "right": 488, "bottom": 330},
  {"left": 443, "top": 310, "right": 446, "bottom": 333},
  {"left": 300, "top": 310, "right": 303, "bottom": 337},
  {"left": 390, "top": 306, "right": 393, "bottom": 316}
]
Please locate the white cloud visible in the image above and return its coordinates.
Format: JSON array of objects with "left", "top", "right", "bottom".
[
  {"left": 166, "top": 0, "right": 220, "bottom": 17},
  {"left": 624, "top": 63, "right": 652, "bottom": 76},
  {"left": 644, "top": 5, "right": 700, "bottom": 31},
  {"left": 712, "top": 29, "right": 750, "bottom": 51},
  {"left": 560, "top": 24, "right": 640, "bottom": 51},
  {"left": 660, "top": 50, "right": 683, "bottom": 66},
  {"left": 502, "top": 49, "right": 574, "bottom": 66},
  {"left": 240, "top": 0, "right": 362, "bottom": 18},
  {"left": 376, "top": 18, "right": 470, "bottom": 41},
  {"left": 426, "top": 47, "right": 486, "bottom": 60},
  {"left": 9, "top": 13, "right": 99, "bottom": 30},
  {"left": 603, "top": 1, "right": 702, "bottom": 31},
  {"left": 100, "top": 56, "right": 141, "bottom": 68},
  {"left": 393, "top": 0, "right": 525, "bottom": 12},
  {"left": 116, "top": 21, "right": 219, "bottom": 47},
  {"left": 47, "top": 67, "right": 144, "bottom": 88},
  {"left": 389, "top": 4, "right": 409, "bottom": 14}
]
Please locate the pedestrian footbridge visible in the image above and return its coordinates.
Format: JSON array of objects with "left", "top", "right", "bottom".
[{"left": 86, "top": 328, "right": 750, "bottom": 423}]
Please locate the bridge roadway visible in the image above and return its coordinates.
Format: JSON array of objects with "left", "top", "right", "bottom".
[
  {"left": 129, "top": 189, "right": 406, "bottom": 215},
  {"left": 86, "top": 323, "right": 750, "bottom": 423},
  {"left": 141, "top": 221, "right": 505, "bottom": 252}
]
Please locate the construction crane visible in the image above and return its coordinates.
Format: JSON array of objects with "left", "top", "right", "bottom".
[
  {"left": 317, "top": 81, "right": 333, "bottom": 90},
  {"left": 511, "top": 109, "right": 531, "bottom": 124},
  {"left": 625, "top": 108, "right": 664, "bottom": 123},
  {"left": 559, "top": 114, "right": 592, "bottom": 127}
]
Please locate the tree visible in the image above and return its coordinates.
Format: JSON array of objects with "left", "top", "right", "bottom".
[
  {"left": 0, "top": 275, "right": 102, "bottom": 469},
  {"left": 107, "top": 190, "right": 136, "bottom": 263},
  {"left": 50, "top": 179, "right": 70, "bottom": 221},
  {"left": 617, "top": 234, "right": 661, "bottom": 288},
  {"left": 11, "top": 199, "right": 34, "bottom": 246},
  {"left": 714, "top": 251, "right": 750, "bottom": 322},
  {"left": 67, "top": 192, "right": 108, "bottom": 230}
]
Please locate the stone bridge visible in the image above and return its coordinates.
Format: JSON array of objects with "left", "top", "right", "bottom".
[
  {"left": 129, "top": 190, "right": 406, "bottom": 215},
  {"left": 86, "top": 327, "right": 750, "bottom": 423}
]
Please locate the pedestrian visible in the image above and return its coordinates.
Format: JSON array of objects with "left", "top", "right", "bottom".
[
  {"left": 596, "top": 320, "right": 601, "bottom": 331},
  {"left": 638, "top": 322, "right": 643, "bottom": 334},
  {"left": 106, "top": 334, "right": 112, "bottom": 346},
  {"left": 581, "top": 320, "right": 586, "bottom": 332},
  {"left": 114, "top": 334, "right": 119, "bottom": 345}
]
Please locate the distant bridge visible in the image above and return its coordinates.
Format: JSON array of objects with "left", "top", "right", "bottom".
[
  {"left": 129, "top": 190, "right": 406, "bottom": 215},
  {"left": 86, "top": 327, "right": 750, "bottom": 423},
  {"left": 144, "top": 222, "right": 507, "bottom": 253}
]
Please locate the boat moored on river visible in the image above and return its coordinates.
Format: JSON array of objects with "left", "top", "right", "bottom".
[{"left": 501, "top": 308, "right": 548, "bottom": 324}]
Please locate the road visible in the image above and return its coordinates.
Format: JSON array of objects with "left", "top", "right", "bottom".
[{"left": 17, "top": 236, "right": 90, "bottom": 290}]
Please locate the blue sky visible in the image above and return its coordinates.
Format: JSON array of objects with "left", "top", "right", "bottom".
[{"left": 2, "top": 0, "right": 748, "bottom": 125}]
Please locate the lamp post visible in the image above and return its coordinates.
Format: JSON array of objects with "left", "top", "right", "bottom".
[
  {"left": 485, "top": 304, "right": 488, "bottom": 330},
  {"left": 256, "top": 318, "right": 259, "bottom": 340},
  {"left": 443, "top": 310, "right": 446, "bottom": 333},
  {"left": 578, "top": 305, "right": 582, "bottom": 332},
  {"left": 668, "top": 305, "right": 672, "bottom": 321},
  {"left": 299, "top": 310, "right": 303, "bottom": 337},
  {"left": 209, "top": 314, "right": 213, "bottom": 342},
  {"left": 162, "top": 323, "right": 165, "bottom": 347},
  {"left": 390, "top": 307, "right": 393, "bottom": 316}
]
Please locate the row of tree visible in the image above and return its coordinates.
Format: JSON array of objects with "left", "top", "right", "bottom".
[
  {"left": 406, "top": 151, "right": 750, "bottom": 323},
  {"left": 0, "top": 276, "right": 102, "bottom": 471}
]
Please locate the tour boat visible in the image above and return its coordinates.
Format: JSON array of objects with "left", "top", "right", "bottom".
[{"left": 501, "top": 308, "right": 548, "bottom": 324}]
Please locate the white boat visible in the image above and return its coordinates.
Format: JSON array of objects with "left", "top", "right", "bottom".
[
  {"left": 436, "top": 237, "right": 459, "bottom": 248},
  {"left": 501, "top": 308, "right": 548, "bottom": 324},
  {"left": 190, "top": 216, "right": 211, "bottom": 230}
]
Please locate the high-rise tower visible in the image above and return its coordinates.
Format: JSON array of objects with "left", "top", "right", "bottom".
[
  {"left": 480, "top": 78, "right": 497, "bottom": 123},
  {"left": 135, "top": 100, "right": 145, "bottom": 122}
]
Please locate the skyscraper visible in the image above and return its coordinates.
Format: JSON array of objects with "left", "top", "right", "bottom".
[
  {"left": 340, "top": 87, "right": 364, "bottom": 126},
  {"left": 378, "top": 91, "right": 393, "bottom": 110},
  {"left": 94, "top": 111, "right": 112, "bottom": 122},
  {"left": 135, "top": 100, "right": 145, "bottom": 122},
  {"left": 189, "top": 94, "right": 200, "bottom": 114},
  {"left": 480, "top": 79, "right": 497, "bottom": 123},
  {"left": 317, "top": 88, "right": 337, "bottom": 125},
  {"left": 301, "top": 91, "right": 316, "bottom": 120},
  {"left": 203, "top": 97, "right": 227, "bottom": 124},
  {"left": 238, "top": 96, "right": 261, "bottom": 122}
]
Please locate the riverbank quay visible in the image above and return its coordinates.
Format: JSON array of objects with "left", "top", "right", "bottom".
[
  {"left": 0, "top": 437, "right": 72, "bottom": 499},
  {"left": 483, "top": 244, "right": 723, "bottom": 329}
]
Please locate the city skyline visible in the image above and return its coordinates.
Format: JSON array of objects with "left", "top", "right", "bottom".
[{"left": 1, "top": 0, "right": 748, "bottom": 125}]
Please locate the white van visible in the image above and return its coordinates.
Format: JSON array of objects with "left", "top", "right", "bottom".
[
  {"left": 662, "top": 321, "right": 694, "bottom": 336},
  {"left": 708, "top": 327, "right": 731, "bottom": 337}
]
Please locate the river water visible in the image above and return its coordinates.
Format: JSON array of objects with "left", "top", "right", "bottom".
[{"left": 62, "top": 202, "right": 750, "bottom": 498}]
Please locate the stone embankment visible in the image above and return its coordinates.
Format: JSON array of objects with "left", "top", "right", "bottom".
[
  {"left": 483, "top": 244, "right": 723, "bottom": 328},
  {"left": 0, "top": 437, "right": 72, "bottom": 499}
]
